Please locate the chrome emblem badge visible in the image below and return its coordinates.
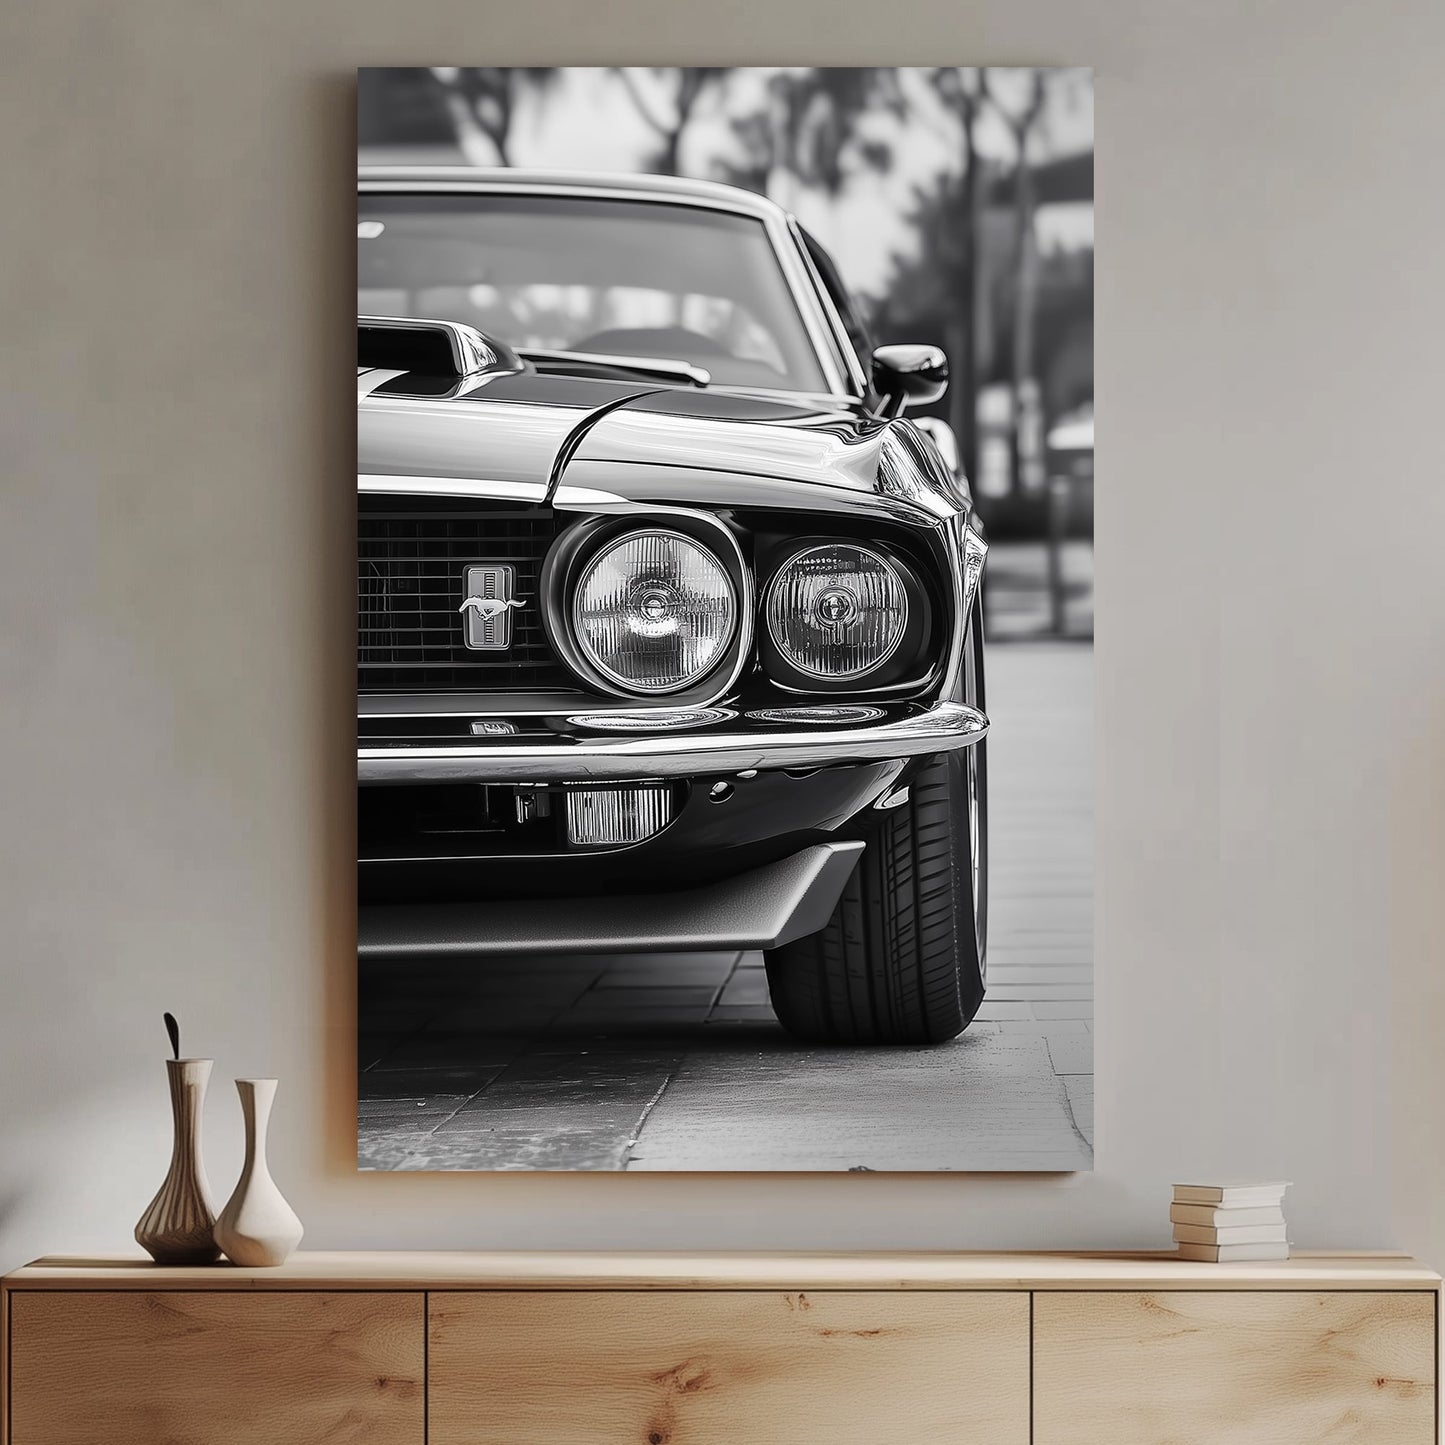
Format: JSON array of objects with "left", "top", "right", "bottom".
[{"left": 459, "top": 565, "right": 524, "bottom": 650}]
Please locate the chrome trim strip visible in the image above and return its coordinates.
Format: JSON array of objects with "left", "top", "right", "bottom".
[
  {"left": 360, "top": 167, "right": 796, "bottom": 222},
  {"left": 359, "top": 691, "right": 588, "bottom": 718},
  {"left": 787, "top": 216, "right": 871, "bottom": 399},
  {"left": 961, "top": 524, "right": 988, "bottom": 622},
  {"left": 763, "top": 208, "right": 852, "bottom": 398},
  {"left": 358, "top": 474, "right": 626, "bottom": 508},
  {"left": 928, "top": 513, "right": 986, "bottom": 703},
  {"left": 357, "top": 367, "right": 406, "bottom": 398},
  {"left": 358, "top": 699, "right": 987, "bottom": 784}
]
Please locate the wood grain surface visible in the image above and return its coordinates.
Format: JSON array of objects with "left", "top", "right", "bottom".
[
  {"left": 8, "top": 1249, "right": 1439, "bottom": 1291},
  {"left": 429, "top": 1289, "right": 1029, "bottom": 1445},
  {"left": 6, "top": 1290, "right": 424, "bottom": 1445},
  {"left": 2, "top": 1261, "right": 1438, "bottom": 1444},
  {"left": 1033, "top": 1289, "right": 1437, "bottom": 1444}
]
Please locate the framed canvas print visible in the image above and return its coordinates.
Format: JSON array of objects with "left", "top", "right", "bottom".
[{"left": 357, "top": 67, "right": 1094, "bottom": 1170}]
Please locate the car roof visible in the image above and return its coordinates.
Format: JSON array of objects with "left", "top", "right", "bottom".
[{"left": 358, "top": 166, "right": 791, "bottom": 224}]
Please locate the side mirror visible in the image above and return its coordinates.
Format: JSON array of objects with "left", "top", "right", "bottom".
[{"left": 871, "top": 344, "right": 948, "bottom": 418}]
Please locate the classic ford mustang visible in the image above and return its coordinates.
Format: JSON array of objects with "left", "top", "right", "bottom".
[{"left": 357, "top": 167, "right": 989, "bottom": 1044}]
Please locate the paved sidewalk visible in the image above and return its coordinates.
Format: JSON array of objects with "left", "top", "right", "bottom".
[{"left": 358, "top": 643, "right": 1093, "bottom": 1171}]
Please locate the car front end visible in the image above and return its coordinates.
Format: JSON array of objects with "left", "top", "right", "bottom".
[
  {"left": 357, "top": 169, "right": 990, "bottom": 1042},
  {"left": 358, "top": 334, "right": 986, "bottom": 958}
]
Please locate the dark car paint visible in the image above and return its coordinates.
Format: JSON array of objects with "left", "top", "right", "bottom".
[
  {"left": 360, "top": 367, "right": 659, "bottom": 488},
  {"left": 362, "top": 365, "right": 965, "bottom": 522}
]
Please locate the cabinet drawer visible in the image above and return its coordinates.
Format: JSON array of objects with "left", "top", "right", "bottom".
[
  {"left": 430, "top": 1290, "right": 1029, "bottom": 1445},
  {"left": 7, "top": 1290, "right": 424, "bottom": 1445},
  {"left": 1034, "top": 1290, "right": 1436, "bottom": 1444}
]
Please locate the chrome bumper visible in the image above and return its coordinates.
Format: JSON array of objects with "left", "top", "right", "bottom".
[{"left": 358, "top": 699, "right": 988, "bottom": 785}]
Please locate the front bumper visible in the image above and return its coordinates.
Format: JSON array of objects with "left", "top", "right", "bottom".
[
  {"left": 358, "top": 698, "right": 988, "bottom": 785},
  {"left": 359, "top": 840, "right": 864, "bottom": 957}
]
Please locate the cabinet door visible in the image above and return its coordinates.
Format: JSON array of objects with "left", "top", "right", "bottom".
[
  {"left": 8, "top": 1290, "right": 424, "bottom": 1445},
  {"left": 1034, "top": 1290, "right": 1436, "bottom": 1444},
  {"left": 430, "top": 1290, "right": 1028, "bottom": 1445}
]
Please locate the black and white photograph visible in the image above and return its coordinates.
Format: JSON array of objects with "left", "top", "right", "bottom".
[{"left": 356, "top": 65, "right": 1094, "bottom": 1170}]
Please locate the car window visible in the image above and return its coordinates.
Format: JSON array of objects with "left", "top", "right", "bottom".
[{"left": 359, "top": 194, "right": 829, "bottom": 393}]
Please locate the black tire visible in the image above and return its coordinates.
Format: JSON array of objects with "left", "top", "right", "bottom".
[{"left": 765, "top": 615, "right": 988, "bottom": 1046}]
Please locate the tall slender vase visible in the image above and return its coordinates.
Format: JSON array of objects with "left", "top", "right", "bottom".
[
  {"left": 135, "top": 1058, "right": 220, "bottom": 1264},
  {"left": 214, "top": 1078, "right": 304, "bottom": 1267}
]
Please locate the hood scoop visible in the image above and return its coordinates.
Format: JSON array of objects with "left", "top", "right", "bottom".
[{"left": 358, "top": 316, "right": 523, "bottom": 384}]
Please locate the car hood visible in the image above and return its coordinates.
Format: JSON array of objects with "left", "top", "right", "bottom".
[{"left": 358, "top": 365, "right": 885, "bottom": 494}]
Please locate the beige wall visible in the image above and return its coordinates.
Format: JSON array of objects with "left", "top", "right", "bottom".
[{"left": 2, "top": 0, "right": 1443, "bottom": 1270}]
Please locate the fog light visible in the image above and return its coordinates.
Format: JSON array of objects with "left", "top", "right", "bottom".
[{"left": 565, "top": 786, "right": 674, "bottom": 847}]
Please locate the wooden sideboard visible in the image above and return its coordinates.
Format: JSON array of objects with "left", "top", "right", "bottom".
[{"left": 2, "top": 1251, "right": 1438, "bottom": 1443}]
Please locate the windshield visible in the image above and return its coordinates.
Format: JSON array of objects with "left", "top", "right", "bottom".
[{"left": 358, "top": 192, "right": 829, "bottom": 394}]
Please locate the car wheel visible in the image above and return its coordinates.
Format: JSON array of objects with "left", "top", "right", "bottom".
[{"left": 764, "top": 609, "right": 988, "bottom": 1046}]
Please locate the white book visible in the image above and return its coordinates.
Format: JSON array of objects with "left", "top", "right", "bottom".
[
  {"left": 1173, "top": 1182, "right": 1291, "bottom": 1208},
  {"left": 1176, "top": 1241, "right": 1290, "bottom": 1263},
  {"left": 1170, "top": 1203, "right": 1286, "bottom": 1228},
  {"left": 1173, "top": 1222, "right": 1289, "bottom": 1246}
]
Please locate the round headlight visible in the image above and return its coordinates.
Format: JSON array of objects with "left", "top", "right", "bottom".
[
  {"left": 572, "top": 530, "right": 737, "bottom": 694},
  {"left": 765, "top": 543, "right": 909, "bottom": 680}
]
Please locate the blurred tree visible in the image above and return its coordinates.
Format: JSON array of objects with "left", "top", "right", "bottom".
[
  {"left": 612, "top": 68, "right": 726, "bottom": 174},
  {"left": 428, "top": 68, "right": 559, "bottom": 166},
  {"left": 716, "top": 106, "right": 775, "bottom": 195},
  {"left": 874, "top": 166, "right": 1013, "bottom": 464},
  {"left": 780, "top": 68, "right": 903, "bottom": 195},
  {"left": 923, "top": 67, "right": 985, "bottom": 484},
  {"left": 1034, "top": 247, "right": 1094, "bottom": 420},
  {"left": 716, "top": 68, "right": 901, "bottom": 203},
  {"left": 980, "top": 68, "right": 1047, "bottom": 495}
]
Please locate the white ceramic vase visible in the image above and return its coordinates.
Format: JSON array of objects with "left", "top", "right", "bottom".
[{"left": 214, "top": 1078, "right": 303, "bottom": 1267}]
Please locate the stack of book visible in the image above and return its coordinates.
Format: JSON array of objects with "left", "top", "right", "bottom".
[{"left": 1171, "top": 1181, "right": 1290, "bottom": 1261}]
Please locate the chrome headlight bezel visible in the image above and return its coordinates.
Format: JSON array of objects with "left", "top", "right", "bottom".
[
  {"left": 758, "top": 537, "right": 933, "bottom": 694},
  {"left": 543, "top": 513, "right": 751, "bottom": 701}
]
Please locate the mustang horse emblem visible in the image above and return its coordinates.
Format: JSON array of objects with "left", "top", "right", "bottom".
[
  {"left": 458, "top": 564, "right": 523, "bottom": 651},
  {"left": 458, "top": 595, "right": 524, "bottom": 621}
]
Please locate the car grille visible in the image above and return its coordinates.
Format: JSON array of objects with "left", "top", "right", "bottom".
[{"left": 358, "top": 496, "right": 571, "bottom": 691}]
